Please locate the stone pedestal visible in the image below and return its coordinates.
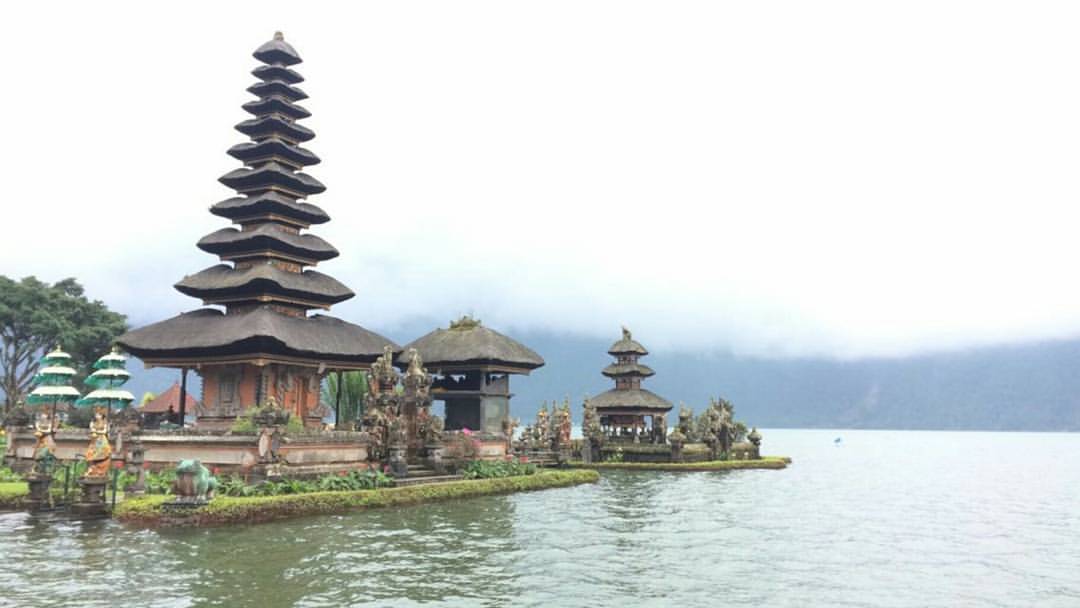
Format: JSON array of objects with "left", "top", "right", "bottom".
[
  {"left": 389, "top": 444, "right": 408, "bottom": 478},
  {"left": 670, "top": 438, "right": 684, "bottom": 463},
  {"left": 556, "top": 445, "right": 571, "bottom": 467},
  {"left": 125, "top": 442, "right": 146, "bottom": 496},
  {"left": 24, "top": 475, "right": 52, "bottom": 511},
  {"left": 71, "top": 477, "right": 109, "bottom": 518}
]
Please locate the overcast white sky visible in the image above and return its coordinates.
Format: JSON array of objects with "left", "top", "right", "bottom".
[{"left": 2, "top": 1, "right": 1080, "bottom": 358}]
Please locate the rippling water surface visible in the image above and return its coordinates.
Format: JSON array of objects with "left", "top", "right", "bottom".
[{"left": 2, "top": 430, "right": 1078, "bottom": 607}]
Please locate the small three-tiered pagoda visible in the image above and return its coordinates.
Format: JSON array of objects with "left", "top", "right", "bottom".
[
  {"left": 590, "top": 327, "right": 673, "bottom": 442},
  {"left": 118, "top": 33, "right": 398, "bottom": 427}
]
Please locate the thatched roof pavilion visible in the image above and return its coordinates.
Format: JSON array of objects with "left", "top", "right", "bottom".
[{"left": 399, "top": 316, "right": 543, "bottom": 433}]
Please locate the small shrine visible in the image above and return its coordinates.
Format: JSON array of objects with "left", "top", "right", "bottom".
[
  {"left": 589, "top": 327, "right": 673, "bottom": 444},
  {"left": 399, "top": 316, "right": 544, "bottom": 434},
  {"left": 117, "top": 33, "right": 398, "bottom": 427}
]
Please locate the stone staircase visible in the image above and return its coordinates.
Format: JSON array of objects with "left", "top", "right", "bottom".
[
  {"left": 524, "top": 450, "right": 560, "bottom": 468},
  {"left": 394, "top": 463, "right": 462, "bottom": 487}
]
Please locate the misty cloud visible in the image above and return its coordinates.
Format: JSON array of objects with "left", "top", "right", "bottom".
[{"left": 4, "top": 1, "right": 1080, "bottom": 359}]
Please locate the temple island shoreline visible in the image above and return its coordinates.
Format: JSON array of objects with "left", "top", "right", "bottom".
[
  {"left": 4, "top": 33, "right": 789, "bottom": 523},
  {"left": 570, "top": 456, "right": 792, "bottom": 472},
  {"left": 113, "top": 470, "right": 599, "bottom": 527}
]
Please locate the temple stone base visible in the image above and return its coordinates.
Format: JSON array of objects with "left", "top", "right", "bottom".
[
  {"left": 24, "top": 475, "right": 52, "bottom": 512},
  {"left": 71, "top": 478, "right": 109, "bottom": 519},
  {"left": 597, "top": 441, "right": 761, "bottom": 463}
]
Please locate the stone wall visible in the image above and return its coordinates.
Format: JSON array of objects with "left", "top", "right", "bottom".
[{"left": 5, "top": 429, "right": 371, "bottom": 477}]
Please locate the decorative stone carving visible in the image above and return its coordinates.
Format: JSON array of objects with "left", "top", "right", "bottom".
[{"left": 125, "top": 441, "right": 147, "bottom": 496}]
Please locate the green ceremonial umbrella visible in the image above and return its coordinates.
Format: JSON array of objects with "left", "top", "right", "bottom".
[
  {"left": 76, "top": 348, "right": 134, "bottom": 417},
  {"left": 27, "top": 346, "right": 82, "bottom": 421}
]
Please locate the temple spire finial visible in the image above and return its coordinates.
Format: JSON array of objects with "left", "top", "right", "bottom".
[{"left": 274, "top": 31, "right": 284, "bottom": 41}]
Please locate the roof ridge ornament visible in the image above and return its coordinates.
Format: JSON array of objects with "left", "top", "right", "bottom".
[
  {"left": 621, "top": 326, "right": 631, "bottom": 340},
  {"left": 450, "top": 315, "right": 482, "bottom": 330},
  {"left": 274, "top": 31, "right": 284, "bottom": 41}
]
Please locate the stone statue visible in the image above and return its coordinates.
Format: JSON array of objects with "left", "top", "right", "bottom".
[
  {"left": 388, "top": 410, "right": 408, "bottom": 446},
  {"left": 748, "top": 427, "right": 762, "bottom": 447},
  {"left": 715, "top": 398, "right": 735, "bottom": 457},
  {"left": 171, "top": 459, "right": 218, "bottom": 503},
  {"left": 369, "top": 345, "right": 401, "bottom": 397},
  {"left": 426, "top": 414, "right": 444, "bottom": 444},
  {"left": 31, "top": 411, "right": 57, "bottom": 477},
  {"left": 582, "top": 399, "right": 600, "bottom": 438},
  {"left": 83, "top": 409, "right": 112, "bottom": 478},
  {"left": 653, "top": 413, "right": 667, "bottom": 445},
  {"left": 535, "top": 403, "right": 551, "bottom": 447},
  {"left": 677, "top": 404, "right": 695, "bottom": 442},
  {"left": 502, "top": 416, "right": 518, "bottom": 452},
  {"left": 556, "top": 405, "right": 572, "bottom": 446}
]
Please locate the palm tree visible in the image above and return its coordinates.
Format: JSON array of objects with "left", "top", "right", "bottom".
[{"left": 321, "top": 371, "right": 368, "bottom": 428}]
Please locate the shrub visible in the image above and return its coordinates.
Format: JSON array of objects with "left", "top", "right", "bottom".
[
  {"left": 461, "top": 458, "right": 536, "bottom": 479},
  {"left": 216, "top": 469, "right": 394, "bottom": 498},
  {"left": 229, "top": 410, "right": 257, "bottom": 434},
  {"left": 0, "top": 466, "right": 22, "bottom": 483}
]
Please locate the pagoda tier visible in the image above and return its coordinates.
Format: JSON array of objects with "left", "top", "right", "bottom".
[
  {"left": 601, "top": 362, "right": 655, "bottom": 378},
  {"left": 242, "top": 97, "right": 311, "bottom": 120},
  {"left": 252, "top": 64, "right": 303, "bottom": 84},
  {"left": 210, "top": 192, "right": 329, "bottom": 228},
  {"left": 119, "top": 307, "right": 395, "bottom": 368},
  {"left": 118, "top": 32, "right": 396, "bottom": 428},
  {"left": 218, "top": 161, "right": 325, "bottom": 197},
  {"left": 175, "top": 263, "right": 353, "bottom": 309},
  {"left": 227, "top": 139, "right": 320, "bottom": 169},
  {"left": 196, "top": 225, "right": 338, "bottom": 263}
]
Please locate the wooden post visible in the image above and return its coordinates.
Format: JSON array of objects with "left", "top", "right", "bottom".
[
  {"left": 334, "top": 370, "right": 343, "bottom": 428},
  {"left": 178, "top": 368, "right": 188, "bottom": 427}
]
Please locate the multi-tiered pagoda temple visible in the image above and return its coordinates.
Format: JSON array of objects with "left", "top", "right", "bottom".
[
  {"left": 118, "top": 33, "right": 397, "bottom": 427},
  {"left": 591, "top": 327, "right": 673, "bottom": 442}
]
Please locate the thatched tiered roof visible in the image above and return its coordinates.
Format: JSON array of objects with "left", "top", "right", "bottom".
[
  {"left": 399, "top": 316, "right": 544, "bottom": 374},
  {"left": 592, "top": 327, "right": 672, "bottom": 413},
  {"left": 117, "top": 33, "right": 394, "bottom": 369}
]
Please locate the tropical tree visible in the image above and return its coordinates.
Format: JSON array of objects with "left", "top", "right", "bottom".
[
  {"left": 321, "top": 371, "right": 368, "bottom": 428},
  {"left": 0, "top": 276, "right": 127, "bottom": 410}
]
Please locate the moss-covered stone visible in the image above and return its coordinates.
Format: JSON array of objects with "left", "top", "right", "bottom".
[
  {"left": 115, "top": 470, "right": 599, "bottom": 527},
  {"left": 571, "top": 456, "right": 791, "bottom": 472},
  {"left": 0, "top": 482, "right": 29, "bottom": 509}
]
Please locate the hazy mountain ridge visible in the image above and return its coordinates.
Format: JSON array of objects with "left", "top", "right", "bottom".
[
  {"left": 121, "top": 325, "right": 1080, "bottom": 432},
  {"left": 507, "top": 332, "right": 1080, "bottom": 431}
]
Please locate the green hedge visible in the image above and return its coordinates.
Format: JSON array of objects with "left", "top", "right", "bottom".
[
  {"left": 571, "top": 456, "right": 791, "bottom": 472},
  {"left": 115, "top": 470, "right": 599, "bottom": 527}
]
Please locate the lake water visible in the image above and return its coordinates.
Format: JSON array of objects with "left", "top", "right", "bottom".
[{"left": 1, "top": 429, "right": 1078, "bottom": 607}]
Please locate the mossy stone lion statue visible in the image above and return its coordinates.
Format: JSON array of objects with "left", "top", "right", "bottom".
[{"left": 172, "top": 459, "right": 218, "bottom": 503}]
